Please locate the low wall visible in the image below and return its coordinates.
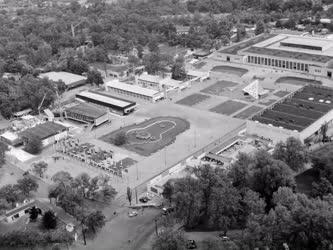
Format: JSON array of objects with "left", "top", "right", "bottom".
[{"left": 246, "top": 120, "right": 300, "bottom": 143}]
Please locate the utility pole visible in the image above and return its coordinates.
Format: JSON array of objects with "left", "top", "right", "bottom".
[
  {"left": 135, "top": 188, "right": 138, "bottom": 204},
  {"left": 164, "top": 148, "right": 167, "bottom": 168},
  {"left": 154, "top": 218, "right": 158, "bottom": 236},
  {"left": 194, "top": 129, "right": 197, "bottom": 148}
]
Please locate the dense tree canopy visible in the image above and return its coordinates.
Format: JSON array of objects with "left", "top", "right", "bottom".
[
  {"left": 158, "top": 136, "right": 333, "bottom": 250},
  {"left": 0, "top": 76, "right": 63, "bottom": 119},
  {"left": 273, "top": 137, "right": 308, "bottom": 172}
]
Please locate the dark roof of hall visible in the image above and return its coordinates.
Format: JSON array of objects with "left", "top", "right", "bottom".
[{"left": 252, "top": 85, "right": 333, "bottom": 131}]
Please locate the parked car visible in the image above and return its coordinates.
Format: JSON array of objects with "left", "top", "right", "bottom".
[
  {"left": 128, "top": 211, "right": 138, "bottom": 217},
  {"left": 162, "top": 207, "right": 175, "bottom": 215},
  {"left": 186, "top": 240, "right": 197, "bottom": 249},
  {"left": 218, "top": 233, "right": 230, "bottom": 241},
  {"left": 139, "top": 197, "right": 149, "bottom": 203}
]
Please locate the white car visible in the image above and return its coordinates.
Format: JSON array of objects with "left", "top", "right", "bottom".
[{"left": 128, "top": 211, "right": 138, "bottom": 217}]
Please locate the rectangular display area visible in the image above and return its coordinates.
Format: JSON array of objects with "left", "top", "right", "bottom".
[{"left": 252, "top": 85, "right": 333, "bottom": 132}]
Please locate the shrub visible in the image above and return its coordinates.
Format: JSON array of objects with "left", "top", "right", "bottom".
[{"left": 114, "top": 132, "right": 127, "bottom": 146}]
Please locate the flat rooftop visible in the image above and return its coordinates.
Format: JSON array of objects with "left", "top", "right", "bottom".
[
  {"left": 66, "top": 102, "right": 107, "bottom": 119},
  {"left": 20, "top": 122, "right": 67, "bottom": 140},
  {"left": 252, "top": 85, "right": 333, "bottom": 132},
  {"left": 39, "top": 71, "right": 87, "bottom": 86},
  {"left": 243, "top": 46, "right": 333, "bottom": 63},
  {"left": 138, "top": 74, "right": 162, "bottom": 83},
  {"left": 281, "top": 37, "right": 333, "bottom": 51},
  {"left": 242, "top": 34, "right": 333, "bottom": 63},
  {"left": 77, "top": 90, "right": 135, "bottom": 109},
  {"left": 218, "top": 33, "right": 277, "bottom": 55},
  {"left": 105, "top": 80, "right": 160, "bottom": 97}
]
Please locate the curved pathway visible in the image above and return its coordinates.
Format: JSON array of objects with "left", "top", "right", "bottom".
[{"left": 126, "top": 120, "right": 177, "bottom": 145}]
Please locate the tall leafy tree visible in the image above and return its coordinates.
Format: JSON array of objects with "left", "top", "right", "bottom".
[
  {"left": 171, "top": 56, "right": 186, "bottom": 81},
  {"left": 311, "top": 177, "right": 333, "bottom": 198},
  {"left": 127, "top": 187, "right": 132, "bottom": 206},
  {"left": 86, "top": 70, "right": 104, "bottom": 86},
  {"left": 0, "top": 141, "right": 8, "bottom": 168},
  {"left": 273, "top": 137, "right": 308, "bottom": 172},
  {"left": 251, "top": 150, "right": 295, "bottom": 210},
  {"left": 42, "top": 210, "right": 57, "bottom": 229},
  {"left": 152, "top": 229, "right": 186, "bottom": 250},
  {"left": 31, "top": 161, "right": 48, "bottom": 178},
  {"left": 173, "top": 176, "right": 202, "bottom": 228},
  {"left": 162, "top": 180, "right": 174, "bottom": 205},
  {"left": 255, "top": 20, "right": 265, "bottom": 35},
  {"left": 207, "top": 182, "right": 241, "bottom": 234},
  {"left": 16, "top": 176, "right": 39, "bottom": 197}
]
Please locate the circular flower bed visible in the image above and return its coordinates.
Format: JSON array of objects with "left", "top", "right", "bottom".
[{"left": 135, "top": 131, "right": 151, "bottom": 140}]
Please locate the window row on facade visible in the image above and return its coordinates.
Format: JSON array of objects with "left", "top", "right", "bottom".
[
  {"left": 67, "top": 112, "right": 95, "bottom": 123},
  {"left": 108, "top": 87, "right": 152, "bottom": 101},
  {"left": 247, "top": 55, "right": 309, "bottom": 72}
]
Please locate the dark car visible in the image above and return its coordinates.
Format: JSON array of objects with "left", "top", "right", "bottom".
[
  {"left": 218, "top": 233, "right": 230, "bottom": 241},
  {"left": 139, "top": 197, "right": 149, "bottom": 203},
  {"left": 186, "top": 240, "right": 197, "bottom": 249},
  {"left": 162, "top": 207, "right": 175, "bottom": 215}
]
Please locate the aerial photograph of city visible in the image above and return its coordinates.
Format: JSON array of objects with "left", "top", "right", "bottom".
[{"left": 0, "top": 0, "right": 333, "bottom": 249}]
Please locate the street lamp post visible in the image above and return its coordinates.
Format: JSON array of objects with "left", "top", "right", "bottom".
[
  {"left": 164, "top": 148, "right": 167, "bottom": 169},
  {"left": 154, "top": 218, "right": 158, "bottom": 236}
]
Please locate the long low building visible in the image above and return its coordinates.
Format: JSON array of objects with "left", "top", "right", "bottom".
[
  {"left": 20, "top": 122, "right": 68, "bottom": 146},
  {"left": 247, "top": 85, "right": 333, "bottom": 143},
  {"left": 39, "top": 71, "right": 87, "bottom": 89},
  {"left": 76, "top": 90, "right": 136, "bottom": 115},
  {"left": 64, "top": 103, "right": 109, "bottom": 126},
  {"left": 217, "top": 33, "right": 333, "bottom": 78},
  {"left": 105, "top": 79, "right": 164, "bottom": 102}
]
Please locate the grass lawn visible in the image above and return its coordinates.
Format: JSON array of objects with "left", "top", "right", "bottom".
[
  {"left": 210, "top": 100, "right": 247, "bottom": 116},
  {"left": 201, "top": 80, "right": 238, "bottom": 96},
  {"left": 233, "top": 106, "right": 262, "bottom": 119},
  {"left": 211, "top": 66, "right": 248, "bottom": 77},
  {"left": 274, "top": 90, "right": 290, "bottom": 98},
  {"left": 193, "top": 61, "right": 207, "bottom": 69},
  {"left": 275, "top": 76, "right": 322, "bottom": 86},
  {"left": 258, "top": 98, "right": 276, "bottom": 106},
  {"left": 176, "top": 93, "right": 210, "bottom": 106},
  {"left": 100, "top": 117, "right": 190, "bottom": 156}
]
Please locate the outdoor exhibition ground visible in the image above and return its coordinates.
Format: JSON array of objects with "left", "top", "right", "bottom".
[
  {"left": 7, "top": 59, "right": 330, "bottom": 199},
  {"left": 102, "top": 117, "right": 190, "bottom": 156}
]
